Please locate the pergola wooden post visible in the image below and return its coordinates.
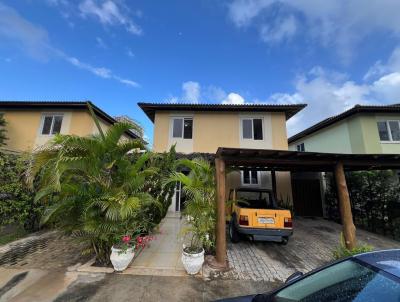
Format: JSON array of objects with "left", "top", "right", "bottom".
[
  {"left": 334, "top": 161, "right": 357, "bottom": 250},
  {"left": 215, "top": 157, "right": 227, "bottom": 267}
]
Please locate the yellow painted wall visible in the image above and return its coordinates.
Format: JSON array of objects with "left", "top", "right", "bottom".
[
  {"left": 69, "top": 111, "right": 94, "bottom": 136},
  {"left": 152, "top": 109, "right": 293, "bottom": 202},
  {"left": 1, "top": 109, "right": 117, "bottom": 152},
  {"left": 153, "top": 112, "right": 170, "bottom": 152},
  {"left": 2, "top": 111, "right": 42, "bottom": 151},
  {"left": 193, "top": 112, "right": 240, "bottom": 152}
]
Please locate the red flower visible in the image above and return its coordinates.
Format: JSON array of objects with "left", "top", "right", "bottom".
[
  {"left": 137, "top": 237, "right": 143, "bottom": 244},
  {"left": 122, "top": 235, "right": 131, "bottom": 243}
]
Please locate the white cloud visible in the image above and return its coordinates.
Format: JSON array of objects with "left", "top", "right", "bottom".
[
  {"left": 96, "top": 37, "right": 107, "bottom": 48},
  {"left": 227, "top": 0, "right": 400, "bottom": 63},
  {"left": 182, "top": 81, "right": 201, "bottom": 103},
  {"left": 0, "top": 2, "right": 51, "bottom": 60},
  {"left": 0, "top": 2, "right": 139, "bottom": 88},
  {"left": 79, "top": 0, "right": 142, "bottom": 35},
  {"left": 260, "top": 15, "right": 297, "bottom": 43},
  {"left": 222, "top": 93, "right": 246, "bottom": 104},
  {"left": 364, "top": 46, "right": 400, "bottom": 81},
  {"left": 169, "top": 81, "right": 247, "bottom": 104},
  {"left": 371, "top": 72, "right": 400, "bottom": 102}
]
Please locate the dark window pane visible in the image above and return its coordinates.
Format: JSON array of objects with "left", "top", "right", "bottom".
[
  {"left": 251, "top": 171, "right": 258, "bottom": 184},
  {"left": 253, "top": 119, "right": 263, "bottom": 140},
  {"left": 52, "top": 116, "right": 63, "bottom": 134},
  {"left": 377, "top": 121, "right": 389, "bottom": 141},
  {"left": 183, "top": 118, "right": 193, "bottom": 139},
  {"left": 389, "top": 121, "right": 400, "bottom": 141},
  {"left": 41, "top": 116, "right": 53, "bottom": 135},
  {"left": 172, "top": 118, "right": 183, "bottom": 138},
  {"left": 297, "top": 143, "right": 305, "bottom": 152},
  {"left": 242, "top": 119, "right": 252, "bottom": 139},
  {"left": 243, "top": 170, "right": 250, "bottom": 184}
]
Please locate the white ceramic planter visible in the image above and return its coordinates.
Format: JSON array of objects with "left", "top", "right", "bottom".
[
  {"left": 110, "top": 246, "right": 135, "bottom": 271},
  {"left": 181, "top": 248, "right": 205, "bottom": 275}
]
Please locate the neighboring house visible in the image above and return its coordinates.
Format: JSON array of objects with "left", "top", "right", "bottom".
[
  {"left": 0, "top": 101, "right": 140, "bottom": 153},
  {"left": 139, "top": 102, "right": 306, "bottom": 213},
  {"left": 288, "top": 103, "right": 400, "bottom": 217},
  {"left": 288, "top": 103, "right": 400, "bottom": 154}
]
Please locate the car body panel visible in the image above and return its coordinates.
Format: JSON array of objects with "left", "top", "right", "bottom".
[{"left": 228, "top": 188, "right": 292, "bottom": 241}]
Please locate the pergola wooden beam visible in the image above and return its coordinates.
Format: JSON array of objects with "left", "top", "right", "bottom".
[
  {"left": 334, "top": 161, "right": 356, "bottom": 249},
  {"left": 215, "top": 158, "right": 227, "bottom": 267},
  {"left": 213, "top": 147, "right": 400, "bottom": 270}
]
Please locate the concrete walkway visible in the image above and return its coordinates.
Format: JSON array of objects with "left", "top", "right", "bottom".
[
  {"left": 125, "top": 212, "right": 187, "bottom": 276},
  {"left": 0, "top": 267, "right": 276, "bottom": 301}
]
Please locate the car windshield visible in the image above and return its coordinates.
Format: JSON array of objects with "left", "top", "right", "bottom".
[
  {"left": 271, "top": 259, "right": 400, "bottom": 302},
  {"left": 236, "top": 191, "right": 274, "bottom": 209}
]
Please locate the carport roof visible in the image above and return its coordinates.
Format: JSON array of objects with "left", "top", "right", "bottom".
[{"left": 216, "top": 147, "right": 400, "bottom": 172}]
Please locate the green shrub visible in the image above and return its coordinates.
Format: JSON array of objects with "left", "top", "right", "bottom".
[
  {"left": 333, "top": 233, "right": 373, "bottom": 260},
  {"left": 0, "top": 153, "right": 41, "bottom": 231},
  {"left": 26, "top": 120, "right": 177, "bottom": 265}
]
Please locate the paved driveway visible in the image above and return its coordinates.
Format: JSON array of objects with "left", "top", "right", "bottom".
[{"left": 227, "top": 217, "right": 400, "bottom": 282}]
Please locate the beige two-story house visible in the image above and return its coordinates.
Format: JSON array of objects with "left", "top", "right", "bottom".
[
  {"left": 0, "top": 101, "right": 141, "bottom": 153},
  {"left": 139, "top": 102, "right": 306, "bottom": 213}
]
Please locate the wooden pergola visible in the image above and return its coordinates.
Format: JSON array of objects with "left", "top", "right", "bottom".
[{"left": 213, "top": 147, "right": 400, "bottom": 268}]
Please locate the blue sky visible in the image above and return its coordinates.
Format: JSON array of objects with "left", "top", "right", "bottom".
[{"left": 1, "top": 0, "right": 400, "bottom": 145}]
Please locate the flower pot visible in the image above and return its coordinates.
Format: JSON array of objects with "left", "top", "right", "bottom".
[
  {"left": 110, "top": 246, "right": 135, "bottom": 271},
  {"left": 181, "top": 247, "right": 204, "bottom": 275}
]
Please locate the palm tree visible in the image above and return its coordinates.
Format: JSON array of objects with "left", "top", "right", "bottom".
[
  {"left": 26, "top": 121, "right": 163, "bottom": 264},
  {"left": 166, "top": 157, "right": 216, "bottom": 253}
]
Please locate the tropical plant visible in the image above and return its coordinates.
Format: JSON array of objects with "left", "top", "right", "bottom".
[
  {"left": 325, "top": 170, "right": 400, "bottom": 240},
  {"left": 166, "top": 157, "right": 216, "bottom": 253},
  {"left": 26, "top": 120, "right": 165, "bottom": 265},
  {"left": 0, "top": 153, "right": 40, "bottom": 231},
  {"left": 333, "top": 233, "right": 373, "bottom": 260},
  {"left": 0, "top": 113, "right": 7, "bottom": 146}
]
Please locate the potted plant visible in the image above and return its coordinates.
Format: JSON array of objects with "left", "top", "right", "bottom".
[
  {"left": 181, "top": 224, "right": 206, "bottom": 275},
  {"left": 166, "top": 158, "right": 216, "bottom": 275},
  {"left": 110, "top": 234, "right": 154, "bottom": 271}
]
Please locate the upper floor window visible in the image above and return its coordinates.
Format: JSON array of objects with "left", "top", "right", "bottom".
[
  {"left": 41, "top": 114, "right": 63, "bottom": 135},
  {"left": 242, "top": 118, "right": 263, "bottom": 140},
  {"left": 172, "top": 117, "right": 193, "bottom": 139},
  {"left": 241, "top": 169, "right": 259, "bottom": 185},
  {"left": 377, "top": 120, "right": 400, "bottom": 142},
  {"left": 296, "top": 143, "right": 305, "bottom": 152}
]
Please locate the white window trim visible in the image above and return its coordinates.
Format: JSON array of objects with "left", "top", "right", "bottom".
[
  {"left": 378, "top": 120, "right": 400, "bottom": 143},
  {"left": 39, "top": 113, "right": 64, "bottom": 136},
  {"left": 170, "top": 116, "right": 193, "bottom": 140},
  {"left": 240, "top": 170, "right": 260, "bottom": 186},
  {"left": 240, "top": 117, "right": 264, "bottom": 141}
]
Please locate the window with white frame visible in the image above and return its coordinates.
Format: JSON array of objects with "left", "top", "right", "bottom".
[
  {"left": 296, "top": 143, "right": 305, "bottom": 152},
  {"left": 41, "top": 114, "right": 63, "bottom": 135},
  {"left": 172, "top": 117, "right": 193, "bottom": 139},
  {"left": 241, "top": 169, "right": 259, "bottom": 185},
  {"left": 377, "top": 121, "right": 400, "bottom": 142},
  {"left": 241, "top": 118, "right": 263, "bottom": 140}
]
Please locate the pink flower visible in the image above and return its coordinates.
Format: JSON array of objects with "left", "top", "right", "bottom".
[{"left": 122, "top": 235, "right": 131, "bottom": 243}]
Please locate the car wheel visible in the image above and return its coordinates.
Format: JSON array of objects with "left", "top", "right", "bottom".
[
  {"left": 229, "top": 218, "right": 240, "bottom": 243},
  {"left": 280, "top": 236, "right": 289, "bottom": 245}
]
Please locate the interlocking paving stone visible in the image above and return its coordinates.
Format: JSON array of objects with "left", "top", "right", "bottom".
[{"left": 227, "top": 217, "right": 400, "bottom": 282}]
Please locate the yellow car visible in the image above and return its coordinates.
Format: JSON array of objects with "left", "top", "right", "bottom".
[{"left": 228, "top": 188, "right": 293, "bottom": 244}]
